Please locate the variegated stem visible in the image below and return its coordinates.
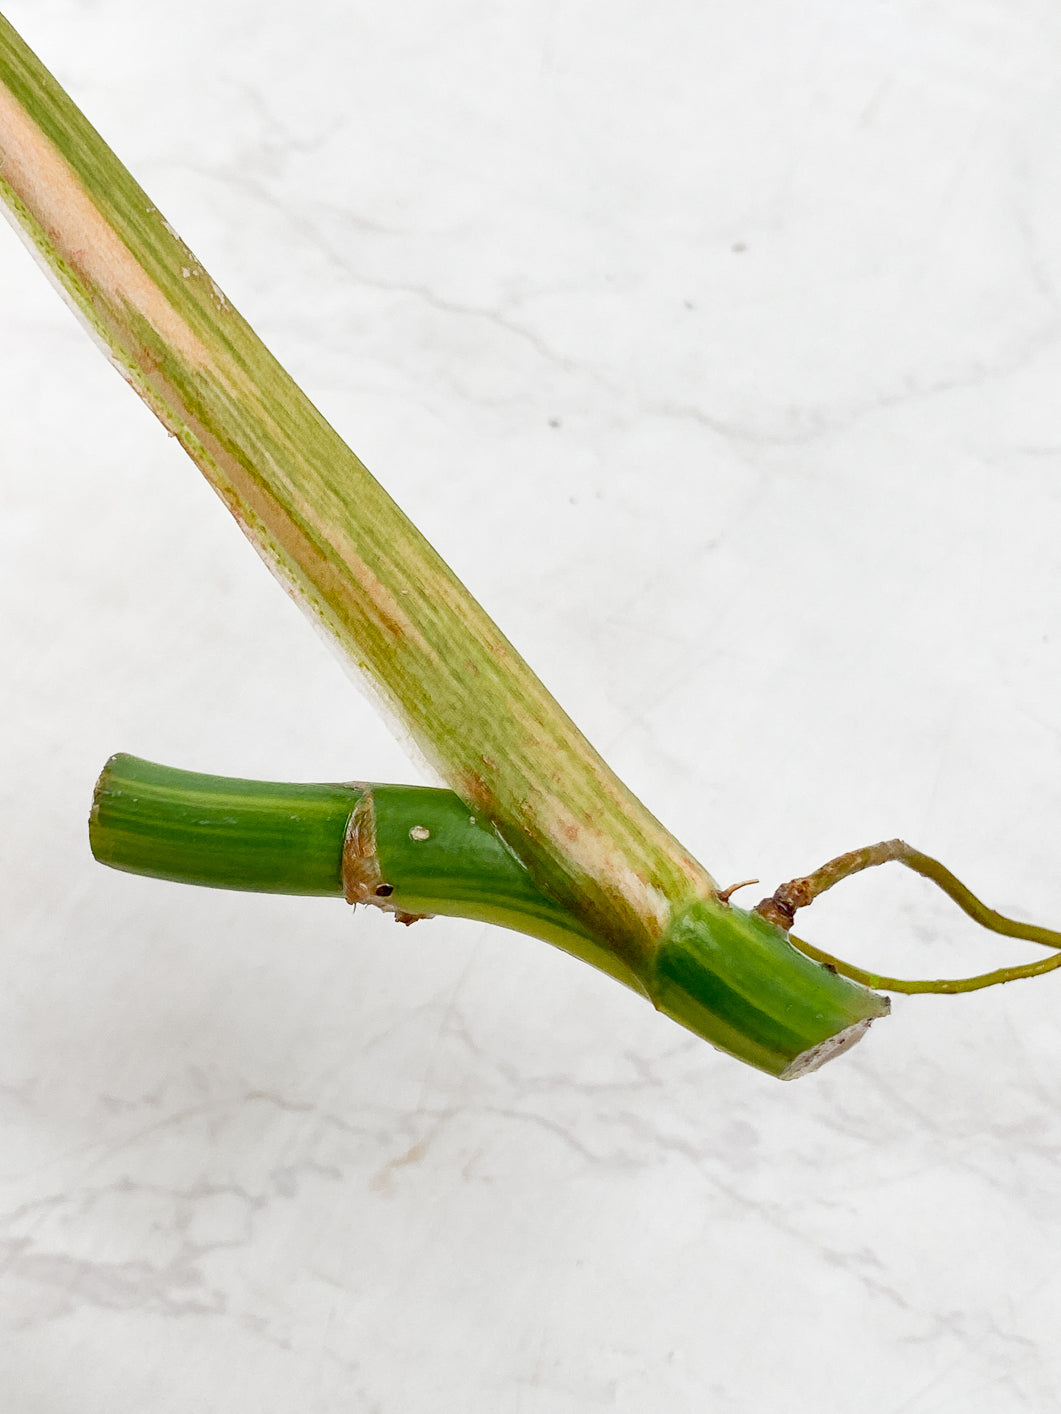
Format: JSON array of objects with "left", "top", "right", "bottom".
[
  {"left": 89, "top": 754, "right": 643, "bottom": 995},
  {"left": 0, "top": 16, "right": 888, "bottom": 1075},
  {"left": 0, "top": 13, "right": 706, "bottom": 968},
  {"left": 90, "top": 756, "right": 889, "bottom": 1079}
]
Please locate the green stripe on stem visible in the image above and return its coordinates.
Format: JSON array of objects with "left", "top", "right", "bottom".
[
  {"left": 89, "top": 753, "right": 357, "bottom": 897},
  {"left": 91, "top": 756, "right": 889, "bottom": 1077},
  {"left": 90, "top": 754, "right": 643, "bottom": 991}
]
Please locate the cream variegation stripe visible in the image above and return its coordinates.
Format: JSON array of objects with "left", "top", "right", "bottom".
[{"left": 0, "top": 79, "right": 214, "bottom": 370}]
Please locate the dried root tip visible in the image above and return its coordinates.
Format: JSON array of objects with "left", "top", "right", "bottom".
[
  {"left": 393, "top": 910, "right": 431, "bottom": 927},
  {"left": 715, "top": 877, "right": 759, "bottom": 905}
]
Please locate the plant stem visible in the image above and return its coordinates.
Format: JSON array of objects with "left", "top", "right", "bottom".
[
  {"left": 0, "top": 12, "right": 704, "bottom": 968},
  {"left": 90, "top": 753, "right": 638, "bottom": 991},
  {"left": 90, "top": 753, "right": 359, "bottom": 899},
  {"left": 91, "top": 755, "right": 889, "bottom": 1077},
  {"left": 1, "top": 16, "right": 888, "bottom": 1075}
]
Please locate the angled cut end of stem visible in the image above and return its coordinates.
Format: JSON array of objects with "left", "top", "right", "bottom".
[{"left": 651, "top": 898, "right": 889, "bottom": 1078}]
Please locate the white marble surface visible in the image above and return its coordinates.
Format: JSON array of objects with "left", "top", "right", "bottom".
[{"left": 3, "top": 1, "right": 1061, "bottom": 1409}]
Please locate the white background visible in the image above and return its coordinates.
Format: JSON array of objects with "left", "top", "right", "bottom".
[{"left": 3, "top": 2, "right": 1061, "bottom": 1409}]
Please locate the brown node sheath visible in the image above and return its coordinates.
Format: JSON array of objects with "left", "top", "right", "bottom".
[{"left": 341, "top": 789, "right": 431, "bottom": 925}]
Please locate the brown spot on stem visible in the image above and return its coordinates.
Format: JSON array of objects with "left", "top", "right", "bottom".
[
  {"left": 454, "top": 772, "right": 493, "bottom": 815},
  {"left": 755, "top": 894, "right": 795, "bottom": 932}
]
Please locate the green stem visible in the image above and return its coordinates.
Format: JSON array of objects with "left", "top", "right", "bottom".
[
  {"left": 89, "top": 753, "right": 638, "bottom": 991},
  {"left": 89, "top": 753, "right": 359, "bottom": 899},
  {"left": 91, "top": 755, "right": 889, "bottom": 1077}
]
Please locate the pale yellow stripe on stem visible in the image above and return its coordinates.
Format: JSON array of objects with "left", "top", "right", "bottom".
[{"left": 0, "top": 79, "right": 214, "bottom": 370}]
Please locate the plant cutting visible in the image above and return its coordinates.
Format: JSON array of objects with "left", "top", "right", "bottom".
[{"left": 3, "top": 15, "right": 1057, "bottom": 1080}]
